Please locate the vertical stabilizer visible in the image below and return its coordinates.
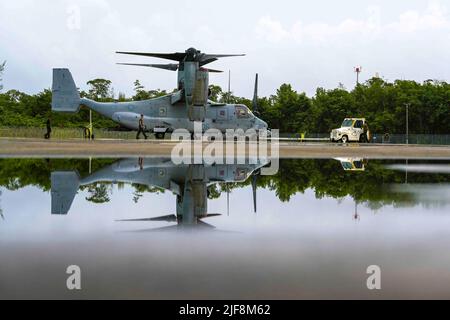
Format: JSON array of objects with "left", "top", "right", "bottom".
[
  {"left": 51, "top": 171, "right": 80, "bottom": 215},
  {"left": 52, "top": 68, "right": 80, "bottom": 113}
]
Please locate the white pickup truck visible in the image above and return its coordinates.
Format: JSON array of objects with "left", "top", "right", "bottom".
[{"left": 330, "top": 118, "right": 371, "bottom": 143}]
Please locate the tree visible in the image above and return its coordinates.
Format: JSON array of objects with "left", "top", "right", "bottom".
[
  {"left": 271, "top": 84, "right": 312, "bottom": 133},
  {"left": 86, "top": 79, "right": 113, "bottom": 100},
  {"left": 208, "top": 85, "right": 223, "bottom": 102},
  {"left": 133, "top": 80, "right": 168, "bottom": 101},
  {"left": 133, "top": 80, "right": 151, "bottom": 101},
  {"left": 0, "top": 61, "right": 5, "bottom": 92}
]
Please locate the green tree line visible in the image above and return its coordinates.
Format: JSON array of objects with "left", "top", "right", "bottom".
[
  {"left": 0, "top": 61, "right": 448, "bottom": 134},
  {"left": 0, "top": 158, "right": 448, "bottom": 208}
]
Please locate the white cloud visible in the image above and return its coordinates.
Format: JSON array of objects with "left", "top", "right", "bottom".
[
  {"left": 0, "top": 0, "right": 449, "bottom": 97},
  {"left": 256, "top": 0, "right": 449, "bottom": 44},
  {"left": 389, "top": 0, "right": 450, "bottom": 32},
  {"left": 256, "top": 16, "right": 290, "bottom": 42}
]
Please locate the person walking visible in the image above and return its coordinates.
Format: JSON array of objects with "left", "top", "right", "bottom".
[
  {"left": 136, "top": 114, "right": 148, "bottom": 140},
  {"left": 44, "top": 117, "right": 52, "bottom": 139}
]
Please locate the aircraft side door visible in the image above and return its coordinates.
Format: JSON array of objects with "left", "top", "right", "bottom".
[{"left": 213, "top": 108, "right": 229, "bottom": 131}]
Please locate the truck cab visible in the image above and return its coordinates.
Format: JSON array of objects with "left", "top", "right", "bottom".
[
  {"left": 330, "top": 118, "right": 371, "bottom": 143},
  {"left": 334, "top": 158, "right": 367, "bottom": 171}
]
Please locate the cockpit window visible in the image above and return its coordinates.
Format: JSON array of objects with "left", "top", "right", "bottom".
[
  {"left": 235, "top": 168, "right": 248, "bottom": 181},
  {"left": 236, "top": 105, "right": 250, "bottom": 118}
]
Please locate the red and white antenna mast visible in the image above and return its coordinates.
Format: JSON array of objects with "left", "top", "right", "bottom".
[{"left": 354, "top": 66, "right": 362, "bottom": 85}]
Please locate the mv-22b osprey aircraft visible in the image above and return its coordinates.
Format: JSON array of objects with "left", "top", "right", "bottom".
[{"left": 52, "top": 47, "right": 268, "bottom": 139}]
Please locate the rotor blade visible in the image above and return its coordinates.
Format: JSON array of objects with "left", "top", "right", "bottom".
[
  {"left": 252, "top": 174, "right": 258, "bottom": 213},
  {"left": 117, "top": 63, "right": 179, "bottom": 71},
  {"left": 205, "top": 214, "right": 222, "bottom": 218},
  {"left": 116, "top": 218, "right": 155, "bottom": 222},
  {"left": 200, "top": 54, "right": 245, "bottom": 66},
  {"left": 196, "top": 220, "right": 216, "bottom": 229},
  {"left": 149, "top": 215, "right": 178, "bottom": 222},
  {"left": 116, "top": 51, "right": 186, "bottom": 62},
  {"left": 200, "top": 67, "right": 223, "bottom": 73},
  {"left": 253, "top": 74, "right": 259, "bottom": 113},
  {"left": 121, "top": 225, "right": 181, "bottom": 233},
  {"left": 116, "top": 215, "right": 177, "bottom": 223},
  {"left": 203, "top": 54, "right": 246, "bottom": 59}
]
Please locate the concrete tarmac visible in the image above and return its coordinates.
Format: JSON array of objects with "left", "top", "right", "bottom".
[{"left": 1, "top": 138, "right": 450, "bottom": 159}]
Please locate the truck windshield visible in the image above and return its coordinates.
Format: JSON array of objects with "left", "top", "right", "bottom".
[
  {"left": 342, "top": 119, "right": 354, "bottom": 127},
  {"left": 342, "top": 162, "right": 353, "bottom": 170}
]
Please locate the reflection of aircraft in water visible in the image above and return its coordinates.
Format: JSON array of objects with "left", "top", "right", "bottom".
[
  {"left": 385, "top": 163, "right": 450, "bottom": 174},
  {"left": 51, "top": 157, "right": 269, "bottom": 231},
  {"left": 334, "top": 158, "right": 366, "bottom": 171}
]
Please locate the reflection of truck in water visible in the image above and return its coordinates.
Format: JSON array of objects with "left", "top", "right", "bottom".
[
  {"left": 330, "top": 118, "right": 371, "bottom": 143},
  {"left": 334, "top": 158, "right": 366, "bottom": 171}
]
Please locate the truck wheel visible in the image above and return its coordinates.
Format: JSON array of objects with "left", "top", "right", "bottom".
[
  {"left": 155, "top": 133, "right": 165, "bottom": 140},
  {"left": 341, "top": 135, "right": 349, "bottom": 144}
]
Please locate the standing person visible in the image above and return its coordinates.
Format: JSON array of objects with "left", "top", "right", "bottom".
[
  {"left": 136, "top": 114, "right": 148, "bottom": 140},
  {"left": 44, "top": 117, "right": 52, "bottom": 139}
]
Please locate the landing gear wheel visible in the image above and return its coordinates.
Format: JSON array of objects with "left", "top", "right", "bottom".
[{"left": 155, "top": 133, "right": 165, "bottom": 140}]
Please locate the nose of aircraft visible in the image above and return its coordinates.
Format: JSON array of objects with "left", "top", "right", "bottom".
[{"left": 255, "top": 117, "right": 268, "bottom": 130}]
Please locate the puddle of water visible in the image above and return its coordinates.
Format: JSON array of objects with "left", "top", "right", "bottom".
[{"left": 0, "top": 158, "right": 449, "bottom": 299}]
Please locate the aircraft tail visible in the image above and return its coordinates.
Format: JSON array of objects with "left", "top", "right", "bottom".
[
  {"left": 52, "top": 68, "right": 81, "bottom": 113},
  {"left": 51, "top": 171, "right": 80, "bottom": 215}
]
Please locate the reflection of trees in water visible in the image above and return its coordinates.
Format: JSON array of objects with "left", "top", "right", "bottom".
[
  {"left": 85, "top": 184, "right": 111, "bottom": 204},
  {"left": 0, "top": 189, "right": 3, "bottom": 220},
  {"left": 207, "top": 185, "right": 221, "bottom": 200},
  {"left": 0, "top": 159, "right": 449, "bottom": 208},
  {"left": 131, "top": 184, "right": 164, "bottom": 204}
]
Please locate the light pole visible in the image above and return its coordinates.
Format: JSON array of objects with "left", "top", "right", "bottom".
[
  {"left": 353, "top": 200, "right": 360, "bottom": 221},
  {"left": 405, "top": 103, "right": 410, "bottom": 145},
  {"left": 0, "top": 189, "right": 3, "bottom": 220},
  {"left": 227, "top": 70, "right": 231, "bottom": 103},
  {"left": 354, "top": 66, "right": 362, "bottom": 86},
  {"left": 89, "top": 110, "right": 92, "bottom": 140}
]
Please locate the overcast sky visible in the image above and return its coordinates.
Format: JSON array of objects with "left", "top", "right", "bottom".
[{"left": 0, "top": 0, "right": 449, "bottom": 98}]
